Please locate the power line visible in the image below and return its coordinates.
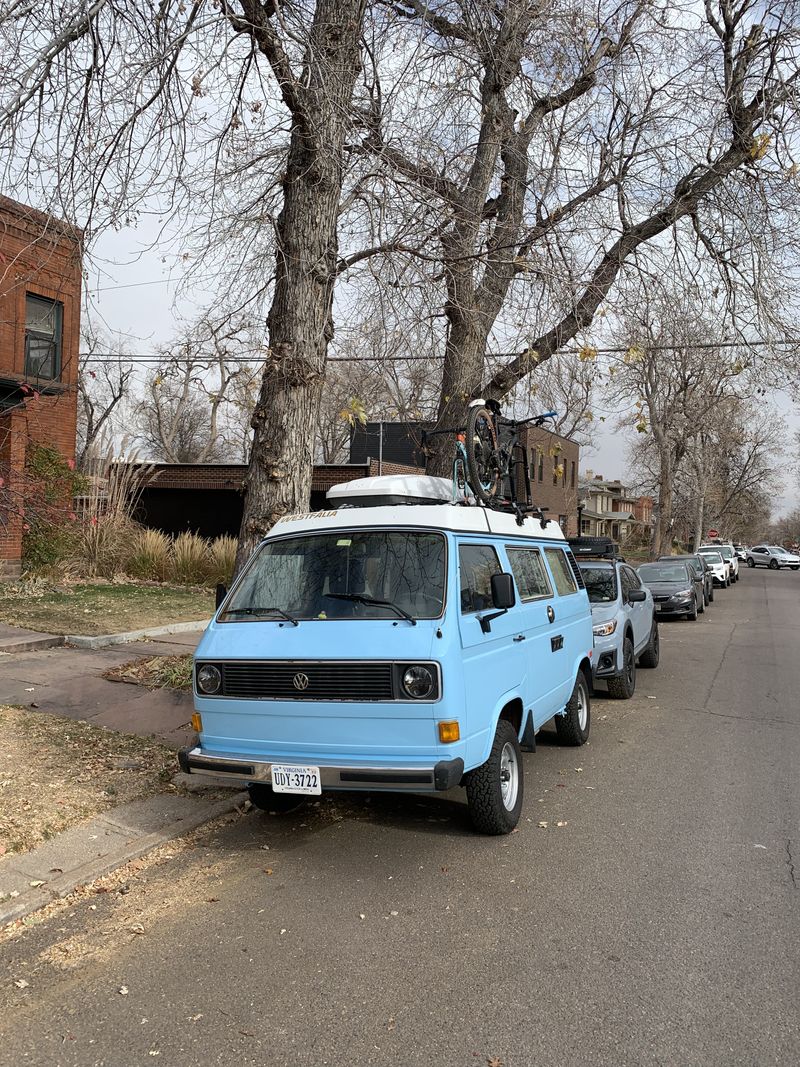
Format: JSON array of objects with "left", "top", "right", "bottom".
[{"left": 78, "top": 337, "right": 800, "bottom": 364}]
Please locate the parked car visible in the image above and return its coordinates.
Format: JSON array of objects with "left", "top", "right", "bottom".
[
  {"left": 659, "top": 554, "right": 712, "bottom": 609},
  {"left": 734, "top": 544, "right": 747, "bottom": 561},
  {"left": 696, "top": 546, "right": 731, "bottom": 587},
  {"left": 637, "top": 560, "right": 701, "bottom": 620},
  {"left": 702, "top": 542, "right": 739, "bottom": 582},
  {"left": 179, "top": 474, "right": 596, "bottom": 836},
  {"left": 746, "top": 544, "right": 800, "bottom": 570},
  {"left": 572, "top": 541, "right": 659, "bottom": 700}
]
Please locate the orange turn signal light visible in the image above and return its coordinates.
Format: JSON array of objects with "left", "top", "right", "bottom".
[
  {"left": 438, "top": 720, "right": 460, "bottom": 743},
  {"left": 191, "top": 713, "right": 203, "bottom": 733}
]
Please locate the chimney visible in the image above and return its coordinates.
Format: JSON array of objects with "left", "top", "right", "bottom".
[{"left": 584, "top": 469, "right": 593, "bottom": 481}]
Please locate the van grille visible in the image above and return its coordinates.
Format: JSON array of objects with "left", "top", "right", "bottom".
[{"left": 219, "top": 662, "right": 396, "bottom": 702}]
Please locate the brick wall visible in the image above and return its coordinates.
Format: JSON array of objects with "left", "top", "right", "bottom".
[
  {"left": 519, "top": 426, "right": 580, "bottom": 536},
  {"left": 1, "top": 196, "right": 82, "bottom": 570}
]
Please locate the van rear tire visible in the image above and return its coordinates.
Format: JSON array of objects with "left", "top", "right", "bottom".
[
  {"left": 466, "top": 719, "right": 524, "bottom": 835},
  {"left": 555, "top": 671, "right": 591, "bottom": 746}
]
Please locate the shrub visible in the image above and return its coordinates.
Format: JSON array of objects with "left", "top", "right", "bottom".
[
  {"left": 74, "top": 455, "right": 153, "bottom": 577},
  {"left": 207, "top": 535, "right": 237, "bottom": 586},
  {"left": 126, "top": 528, "right": 171, "bottom": 582},
  {"left": 169, "top": 531, "right": 210, "bottom": 586},
  {"left": 20, "top": 445, "right": 86, "bottom": 574}
]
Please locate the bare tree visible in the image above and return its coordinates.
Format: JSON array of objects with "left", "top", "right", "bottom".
[
  {"left": 350, "top": 1, "right": 800, "bottom": 474},
  {"left": 77, "top": 328, "right": 134, "bottom": 469}
]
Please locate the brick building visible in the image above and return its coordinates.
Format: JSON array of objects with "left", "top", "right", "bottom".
[
  {"left": 350, "top": 420, "right": 581, "bottom": 535},
  {"left": 0, "top": 197, "right": 82, "bottom": 577}
]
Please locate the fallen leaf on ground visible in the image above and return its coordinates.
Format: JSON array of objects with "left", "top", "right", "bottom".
[
  {"left": 118, "top": 986, "right": 129, "bottom": 995},
  {"left": 14, "top": 979, "right": 30, "bottom": 989},
  {"left": 557, "top": 821, "right": 568, "bottom": 827},
  {"left": 29, "top": 880, "right": 46, "bottom": 888},
  {"left": 488, "top": 1057, "right": 503, "bottom": 1067},
  {"left": 129, "top": 923, "right": 145, "bottom": 934},
  {"left": 538, "top": 821, "right": 548, "bottom": 828}
]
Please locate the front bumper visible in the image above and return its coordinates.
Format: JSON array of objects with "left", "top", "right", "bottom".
[
  {"left": 653, "top": 599, "right": 694, "bottom": 615},
  {"left": 593, "top": 647, "right": 620, "bottom": 678},
  {"left": 178, "top": 746, "right": 465, "bottom": 792}
]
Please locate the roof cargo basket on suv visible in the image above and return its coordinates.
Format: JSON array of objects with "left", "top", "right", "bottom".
[{"left": 567, "top": 536, "right": 620, "bottom": 559}]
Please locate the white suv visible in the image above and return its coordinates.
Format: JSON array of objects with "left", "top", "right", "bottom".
[
  {"left": 701, "top": 542, "right": 739, "bottom": 583},
  {"left": 696, "top": 547, "right": 730, "bottom": 587},
  {"left": 746, "top": 545, "right": 800, "bottom": 570}
]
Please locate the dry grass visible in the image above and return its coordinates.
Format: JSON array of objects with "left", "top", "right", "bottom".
[
  {"left": 126, "top": 528, "right": 172, "bottom": 582},
  {"left": 0, "top": 581, "right": 213, "bottom": 636},
  {"left": 170, "top": 531, "right": 210, "bottom": 585},
  {"left": 0, "top": 705, "right": 178, "bottom": 856},
  {"left": 106, "top": 654, "right": 194, "bottom": 692},
  {"left": 207, "top": 534, "right": 237, "bottom": 586}
]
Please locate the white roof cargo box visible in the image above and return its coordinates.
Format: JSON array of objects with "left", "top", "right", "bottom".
[{"left": 327, "top": 474, "right": 459, "bottom": 507}]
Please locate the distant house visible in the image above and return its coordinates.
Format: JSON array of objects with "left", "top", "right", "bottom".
[
  {"left": 0, "top": 197, "right": 82, "bottom": 577},
  {"left": 349, "top": 420, "right": 581, "bottom": 535},
  {"left": 578, "top": 472, "right": 654, "bottom": 543}
]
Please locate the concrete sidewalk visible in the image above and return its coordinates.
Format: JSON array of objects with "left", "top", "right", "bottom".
[
  {"left": 0, "top": 623, "right": 63, "bottom": 654},
  {"left": 0, "top": 632, "right": 202, "bottom": 747},
  {"left": 0, "top": 791, "right": 245, "bottom": 926}
]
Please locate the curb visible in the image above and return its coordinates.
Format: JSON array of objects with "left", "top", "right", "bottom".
[
  {"left": 0, "top": 789, "right": 245, "bottom": 928},
  {"left": 65, "top": 618, "right": 212, "bottom": 649},
  {"left": 0, "top": 633, "right": 65, "bottom": 654}
]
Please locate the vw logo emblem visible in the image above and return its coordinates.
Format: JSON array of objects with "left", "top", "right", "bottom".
[{"left": 293, "top": 672, "right": 310, "bottom": 691}]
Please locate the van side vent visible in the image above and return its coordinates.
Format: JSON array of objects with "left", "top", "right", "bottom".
[{"left": 565, "top": 549, "right": 586, "bottom": 589}]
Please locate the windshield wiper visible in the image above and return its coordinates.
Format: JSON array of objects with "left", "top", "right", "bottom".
[
  {"left": 223, "top": 607, "right": 299, "bottom": 626},
  {"left": 323, "top": 592, "right": 416, "bottom": 625}
]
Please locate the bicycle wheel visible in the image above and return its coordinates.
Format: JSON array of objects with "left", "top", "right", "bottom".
[
  {"left": 465, "top": 405, "right": 501, "bottom": 502},
  {"left": 452, "top": 449, "right": 470, "bottom": 501}
]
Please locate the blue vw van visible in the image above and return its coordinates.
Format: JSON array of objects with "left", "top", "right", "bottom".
[{"left": 179, "top": 476, "right": 594, "bottom": 834}]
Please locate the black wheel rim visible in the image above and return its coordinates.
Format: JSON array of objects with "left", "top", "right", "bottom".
[{"left": 470, "top": 411, "right": 500, "bottom": 494}]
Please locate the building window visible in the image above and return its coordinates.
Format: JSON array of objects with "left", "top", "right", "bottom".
[
  {"left": 538, "top": 450, "right": 543, "bottom": 482},
  {"left": 25, "top": 294, "right": 63, "bottom": 380},
  {"left": 553, "top": 456, "right": 558, "bottom": 485},
  {"left": 581, "top": 519, "right": 590, "bottom": 534},
  {"left": 571, "top": 461, "right": 575, "bottom": 488}
]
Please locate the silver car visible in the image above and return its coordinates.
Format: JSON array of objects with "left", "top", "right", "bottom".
[{"left": 746, "top": 544, "right": 800, "bottom": 570}]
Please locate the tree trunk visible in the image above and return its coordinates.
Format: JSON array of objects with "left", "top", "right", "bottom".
[
  {"left": 234, "top": 0, "right": 366, "bottom": 574},
  {"left": 651, "top": 450, "right": 673, "bottom": 558}
]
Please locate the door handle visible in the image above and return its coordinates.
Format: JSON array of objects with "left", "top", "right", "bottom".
[
  {"left": 547, "top": 605, "right": 555, "bottom": 623},
  {"left": 513, "top": 634, "right": 526, "bottom": 642}
]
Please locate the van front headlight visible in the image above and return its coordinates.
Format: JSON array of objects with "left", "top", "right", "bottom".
[
  {"left": 402, "top": 665, "right": 435, "bottom": 699},
  {"left": 196, "top": 664, "right": 222, "bottom": 694}
]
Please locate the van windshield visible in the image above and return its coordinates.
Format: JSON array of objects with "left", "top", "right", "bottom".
[{"left": 221, "top": 530, "right": 446, "bottom": 622}]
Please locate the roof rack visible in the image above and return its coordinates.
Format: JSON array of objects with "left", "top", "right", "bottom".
[{"left": 567, "top": 536, "right": 621, "bottom": 560}]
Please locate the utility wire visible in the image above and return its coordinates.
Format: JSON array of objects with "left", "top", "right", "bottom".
[{"left": 78, "top": 337, "right": 800, "bottom": 364}]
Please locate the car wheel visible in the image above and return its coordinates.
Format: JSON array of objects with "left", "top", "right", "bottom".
[
  {"left": 638, "top": 621, "right": 660, "bottom": 669},
  {"left": 466, "top": 719, "right": 524, "bottom": 835},
  {"left": 769, "top": 559, "right": 779, "bottom": 570},
  {"left": 792, "top": 566, "right": 799, "bottom": 571},
  {"left": 607, "top": 637, "right": 636, "bottom": 698},
  {"left": 709, "top": 586, "right": 714, "bottom": 602},
  {"left": 247, "top": 784, "right": 306, "bottom": 814},
  {"left": 746, "top": 558, "right": 755, "bottom": 567},
  {"left": 698, "top": 592, "right": 705, "bottom": 613},
  {"left": 687, "top": 596, "right": 698, "bottom": 621},
  {"left": 555, "top": 671, "right": 591, "bottom": 745}
]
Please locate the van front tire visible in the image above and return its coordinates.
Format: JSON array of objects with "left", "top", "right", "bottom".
[
  {"left": 555, "top": 671, "right": 591, "bottom": 746},
  {"left": 248, "top": 784, "right": 306, "bottom": 814},
  {"left": 466, "top": 719, "right": 524, "bottom": 835}
]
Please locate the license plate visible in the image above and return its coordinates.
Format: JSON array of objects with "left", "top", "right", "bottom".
[
  {"left": 271, "top": 764, "right": 322, "bottom": 795},
  {"left": 655, "top": 604, "right": 663, "bottom": 612}
]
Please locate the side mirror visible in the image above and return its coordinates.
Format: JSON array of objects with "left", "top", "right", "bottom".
[
  {"left": 491, "top": 572, "right": 516, "bottom": 610},
  {"left": 627, "top": 589, "right": 647, "bottom": 603},
  {"left": 215, "top": 583, "right": 228, "bottom": 610},
  {"left": 480, "top": 573, "right": 516, "bottom": 634}
]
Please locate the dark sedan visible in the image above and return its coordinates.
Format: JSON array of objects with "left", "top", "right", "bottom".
[
  {"left": 637, "top": 561, "right": 700, "bottom": 621},
  {"left": 659, "top": 554, "right": 713, "bottom": 608}
]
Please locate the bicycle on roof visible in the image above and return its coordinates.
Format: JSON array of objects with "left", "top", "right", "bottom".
[{"left": 425, "top": 399, "right": 558, "bottom": 525}]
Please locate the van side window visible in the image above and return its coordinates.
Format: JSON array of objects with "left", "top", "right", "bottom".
[
  {"left": 544, "top": 547, "right": 578, "bottom": 596},
  {"left": 459, "top": 544, "right": 501, "bottom": 613},
  {"left": 506, "top": 548, "right": 551, "bottom": 600}
]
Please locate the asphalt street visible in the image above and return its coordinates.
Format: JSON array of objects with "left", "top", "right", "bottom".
[{"left": 2, "top": 567, "right": 798, "bottom": 1067}]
